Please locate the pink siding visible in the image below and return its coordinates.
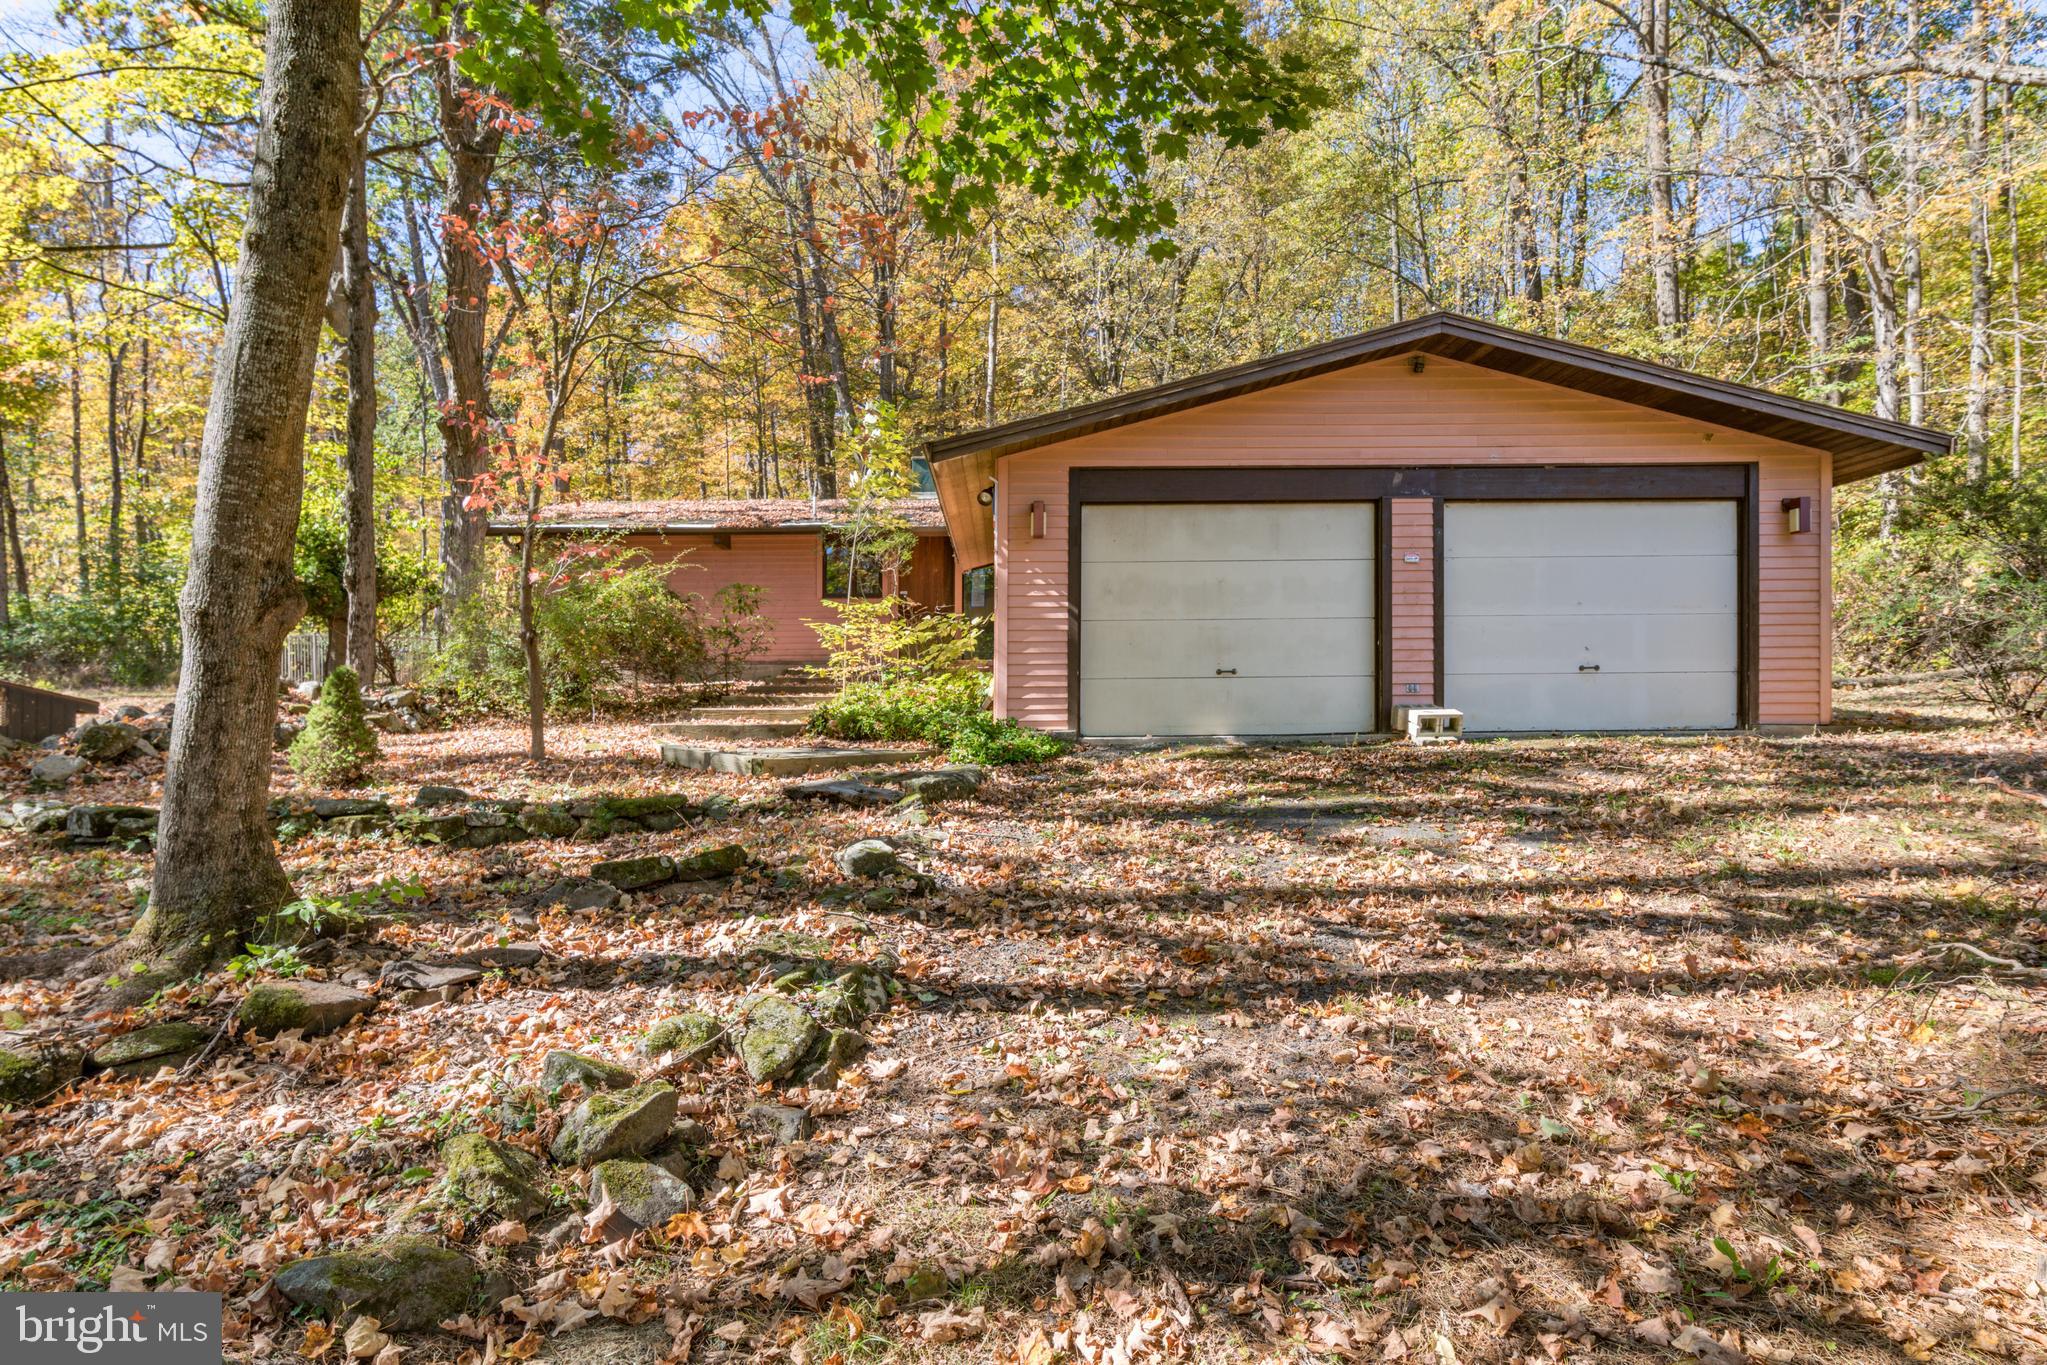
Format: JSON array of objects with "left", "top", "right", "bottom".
[
  {"left": 626, "top": 532, "right": 828, "bottom": 663},
  {"left": 1388, "top": 498, "right": 1435, "bottom": 705},
  {"left": 995, "top": 354, "right": 1832, "bottom": 730}
]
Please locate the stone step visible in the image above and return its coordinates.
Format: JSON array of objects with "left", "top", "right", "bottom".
[
  {"left": 687, "top": 705, "right": 816, "bottom": 722},
  {"left": 650, "top": 719, "right": 807, "bottom": 742},
  {"left": 735, "top": 685, "right": 832, "bottom": 700},
  {"left": 658, "top": 743, "right": 933, "bottom": 776}
]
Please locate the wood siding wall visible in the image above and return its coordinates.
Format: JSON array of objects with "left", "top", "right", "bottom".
[
  {"left": 626, "top": 532, "right": 828, "bottom": 663},
  {"left": 1388, "top": 497, "right": 1436, "bottom": 705},
  {"left": 992, "top": 355, "right": 1833, "bottom": 730}
]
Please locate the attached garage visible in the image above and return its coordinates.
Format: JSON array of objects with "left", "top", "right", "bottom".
[
  {"left": 926, "top": 312, "right": 1951, "bottom": 739},
  {"left": 1441, "top": 500, "right": 1739, "bottom": 732},
  {"left": 1078, "top": 502, "right": 1375, "bottom": 737}
]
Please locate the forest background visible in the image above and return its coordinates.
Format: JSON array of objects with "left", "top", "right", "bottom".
[{"left": 0, "top": 0, "right": 2041, "bottom": 693}]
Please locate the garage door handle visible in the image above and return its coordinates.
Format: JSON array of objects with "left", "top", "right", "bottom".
[
  {"left": 1216, "top": 667, "right": 1238, "bottom": 676},
  {"left": 1578, "top": 663, "right": 1600, "bottom": 672}
]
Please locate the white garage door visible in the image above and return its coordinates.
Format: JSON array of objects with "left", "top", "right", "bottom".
[
  {"left": 1079, "top": 502, "right": 1375, "bottom": 737},
  {"left": 1443, "top": 500, "right": 1737, "bottom": 731}
]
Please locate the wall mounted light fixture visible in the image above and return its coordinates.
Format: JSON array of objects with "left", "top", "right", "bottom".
[
  {"left": 1410, "top": 355, "right": 1426, "bottom": 374},
  {"left": 1781, "top": 496, "right": 1813, "bottom": 534},
  {"left": 976, "top": 484, "right": 995, "bottom": 507},
  {"left": 1030, "top": 500, "right": 1047, "bottom": 539}
]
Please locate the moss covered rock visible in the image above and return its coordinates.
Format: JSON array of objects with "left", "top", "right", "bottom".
[
  {"left": 812, "top": 964, "right": 892, "bottom": 1028},
  {"left": 516, "top": 804, "right": 578, "bottom": 838},
  {"left": 737, "top": 996, "right": 820, "bottom": 1084},
  {"left": 591, "top": 1158, "right": 694, "bottom": 1229},
  {"left": 0, "top": 1042, "right": 81, "bottom": 1107},
  {"left": 287, "top": 666, "right": 380, "bottom": 786},
  {"left": 638, "top": 1013, "right": 723, "bottom": 1063},
  {"left": 590, "top": 855, "right": 675, "bottom": 891},
  {"left": 274, "top": 1237, "right": 480, "bottom": 1329},
  {"left": 540, "top": 1050, "right": 634, "bottom": 1094},
  {"left": 237, "top": 981, "right": 374, "bottom": 1038},
  {"left": 440, "top": 1134, "right": 544, "bottom": 1221},
  {"left": 90, "top": 1021, "right": 208, "bottom": 1077},
  {"left": 550, "top": 1081, "right": 678, "bottom": 1166},
  {"left": 671, "top": 843, "right": 751, "bottom": 881}
]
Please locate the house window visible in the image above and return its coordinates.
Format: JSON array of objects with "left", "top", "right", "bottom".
[
  {"left": 823, "top": 536, "right": 888, "bottom": 599},
  {"left": 962, "top": 564, "right": 993, "bottom": 615}
]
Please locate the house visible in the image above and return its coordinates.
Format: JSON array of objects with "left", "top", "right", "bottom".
[
  {"left": 924, "top": 312, "right": 1949, "bottom": 739},
  {"left": 489, "top": 497, "right": 954, "bottom": 666}
]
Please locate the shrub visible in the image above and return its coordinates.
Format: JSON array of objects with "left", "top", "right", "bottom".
[
  {"left": 1836, "top": 465, "right": 2047, "bottom": 721},
  {"left": 808, "top": 599, "right": 982, "bottom": 688},
  {"left": 288, "top": 665, "right": 380, "bottom": 786},
  {"left": 808, "top": 671, "right": 1067, "bottom": 765},
  {"left": 0, "top": 575, "right": 181, "bottom": 687},
  {"left": 426, "top": 549, "right": 771, "bottom": 715}
]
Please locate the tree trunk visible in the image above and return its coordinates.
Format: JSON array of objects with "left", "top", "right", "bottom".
[
  {"left": 1644, "top": 0, "right": 1680, "bottom": 337},
  {"left": 1902, "top": 1, "right": 1925, "bottom": 426},
  {"left": 983, "top": 228, "right": 1000, "bottom": 426},
  {"left": 105, "top": 342, "right": 124, "bottom": 588},
  {"left": 0, "top": 428, "right": 25, "bottom": 607},
  {"left": 518, "top": 493, "right": 544, "bottom": 761},
  {"left": 64, "top": 290, "right": 87, "bottom": 592},
  {"left": 1804, "top": 205, "right": 1834, "bottom": 404},
  {"left": 1965, "top": 66, "right": 1993, "bottom": 481},
  {"left": 341, "top": 143, "right": 379, "bottom": 672},
  {"left": 430, "top": 17, "right": 504, "bottom": 610},
  {"left": 126, "top": 0, "right": 360, "bottom": 989},
  {"left": 0, "top": 430, "right": 10, "bottom": 630}
]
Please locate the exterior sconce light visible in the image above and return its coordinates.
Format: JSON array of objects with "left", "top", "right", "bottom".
[
  {"left": 1030, "top": 500, "right": 1047, "bottom": 539},
  {"left": 1410, "top": 355, "right": 1426, "bottom": 374},
  {"left": 1781, "top": 496, "right": 1813, "bottom": 534},
  {"left": 976, "top": 484, "right": 995, "bottom": 507}
]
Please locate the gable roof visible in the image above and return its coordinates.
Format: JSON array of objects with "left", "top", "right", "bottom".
[
  {"left": 926, "top": 312, "right": 1950, "bottom": 564},
  {"left": 485, "top": 496, "right": 947, "bottom": 536}
]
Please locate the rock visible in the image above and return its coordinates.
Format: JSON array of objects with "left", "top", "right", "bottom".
[
  {"left": 365, "top": 709, "right": 409, "bottom": 734},
  {"left": 0, "top": 1041, "right": 82, "bottom": 1106},
  {"left": 784, "top": 778, "right": 903, "bottom": 806},
  {"left": 900, "top": 1262, "right": 948, "bottom": 1302},
  {"left": 28, "top": 753, "right": 86, "bottom": 786},
  {"left": 274, "top": 1237, "right": 481, "bottom": 1330},
  {"left": 112, "top": 704, "right": 145, "bottom": 721},
  {"left": 834, "top": 839, "right": 900, "bottom": 879},
  {"left": 802, "top": 1029, "right": 868, "bottom": 1086},
  {"left": 894, "top": 798, "right": 931, "bottom": 827},
  {"left": 813, "top": 964, "right": 891, "bottom": 1027},
  {"left": 415, "top": 785, "right": 472, "bottom": 807},
  {"left": 591, "top": 1158, "right": 694, "bottom": 1229},
  {"left": 577, "top": 794, "right": 698, "bottom": 822},
  {"left": 551, "top": 1081, "right": 679, "bottom": 1166},
  {"left": 325, "top": 813, "right": 390, "bottom": 838},
  {"left": 737, "top": 996, "right": 820, "bottom": 1084},
  {"left": 638, "top": 1013, "right": 723, "bottom": 1063},
  {"left": 447, "top": 941, "right": 544, "bottom": 970},
  {"left": 64, "top": 805, "right": 156, "bottom": 843},
  {"left": 14, "top": 803, "right": 70, "bottom": 835},
  {"left": 440, "top": 1134, "right": 544, "bottom": 1221},
  {"left": 901, "top": 765, "right": 985, "bottom": 802},
  {"left": 75, "top": 721, "right": 143, "bottom": 762},
  {"left": 274, "top": 721, "right": 305, "bottom": 751},
  {"left": 90, "top": 1021, "right": 209, "bottom": 1077},
  {"left": 516, "top": 804, "right": 578, "bottom": 838},
  {"left": 380, "top": 961, "right": 482, "bottom": 993},
  {"left": 541, "top": 1050, "right": 635, "bottom": 1093},
  {"left": 590, "top": 855, "right": 675, "bottom": 891},
  {"left": 310, "top": 796, "right": 390, "bottom": 818},
  {"left": 744, "top": 1102, "right": 815, "bottom": 1144},
  {"left": 383, "top": 688, "right": 423, "bottom": 709},
  {"left": 670, "top": 844, "right": 751, "bottom": 881},
  {"left": 292, "top": 679, "right": 322, "bottom": 702},
  {"left": 238, "top": 981, "right": 376, "bottom": 1038},
  {"left": 394, "top": 810, "right": 468, "bottom": 845},
  {"left": 536, "top": 877, "right": 621, "bottom": 913}
]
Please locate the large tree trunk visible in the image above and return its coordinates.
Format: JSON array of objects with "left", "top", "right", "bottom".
[
  {"left": 125, "top": 0, "right": 360, "bottom": 989},
  {"left": 430, "top": 15, "right": 504, "bottom": 610},
  {"left": 64, "top": 291, "right": 87, "bottom": 592},
  {"left": 341, "top": 145, "right": 379, "bottom": 672}
]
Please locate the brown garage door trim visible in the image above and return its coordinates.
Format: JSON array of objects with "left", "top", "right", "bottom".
[{"left": 1067, "top": 464, "right": 1759, "bottom": 735}]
